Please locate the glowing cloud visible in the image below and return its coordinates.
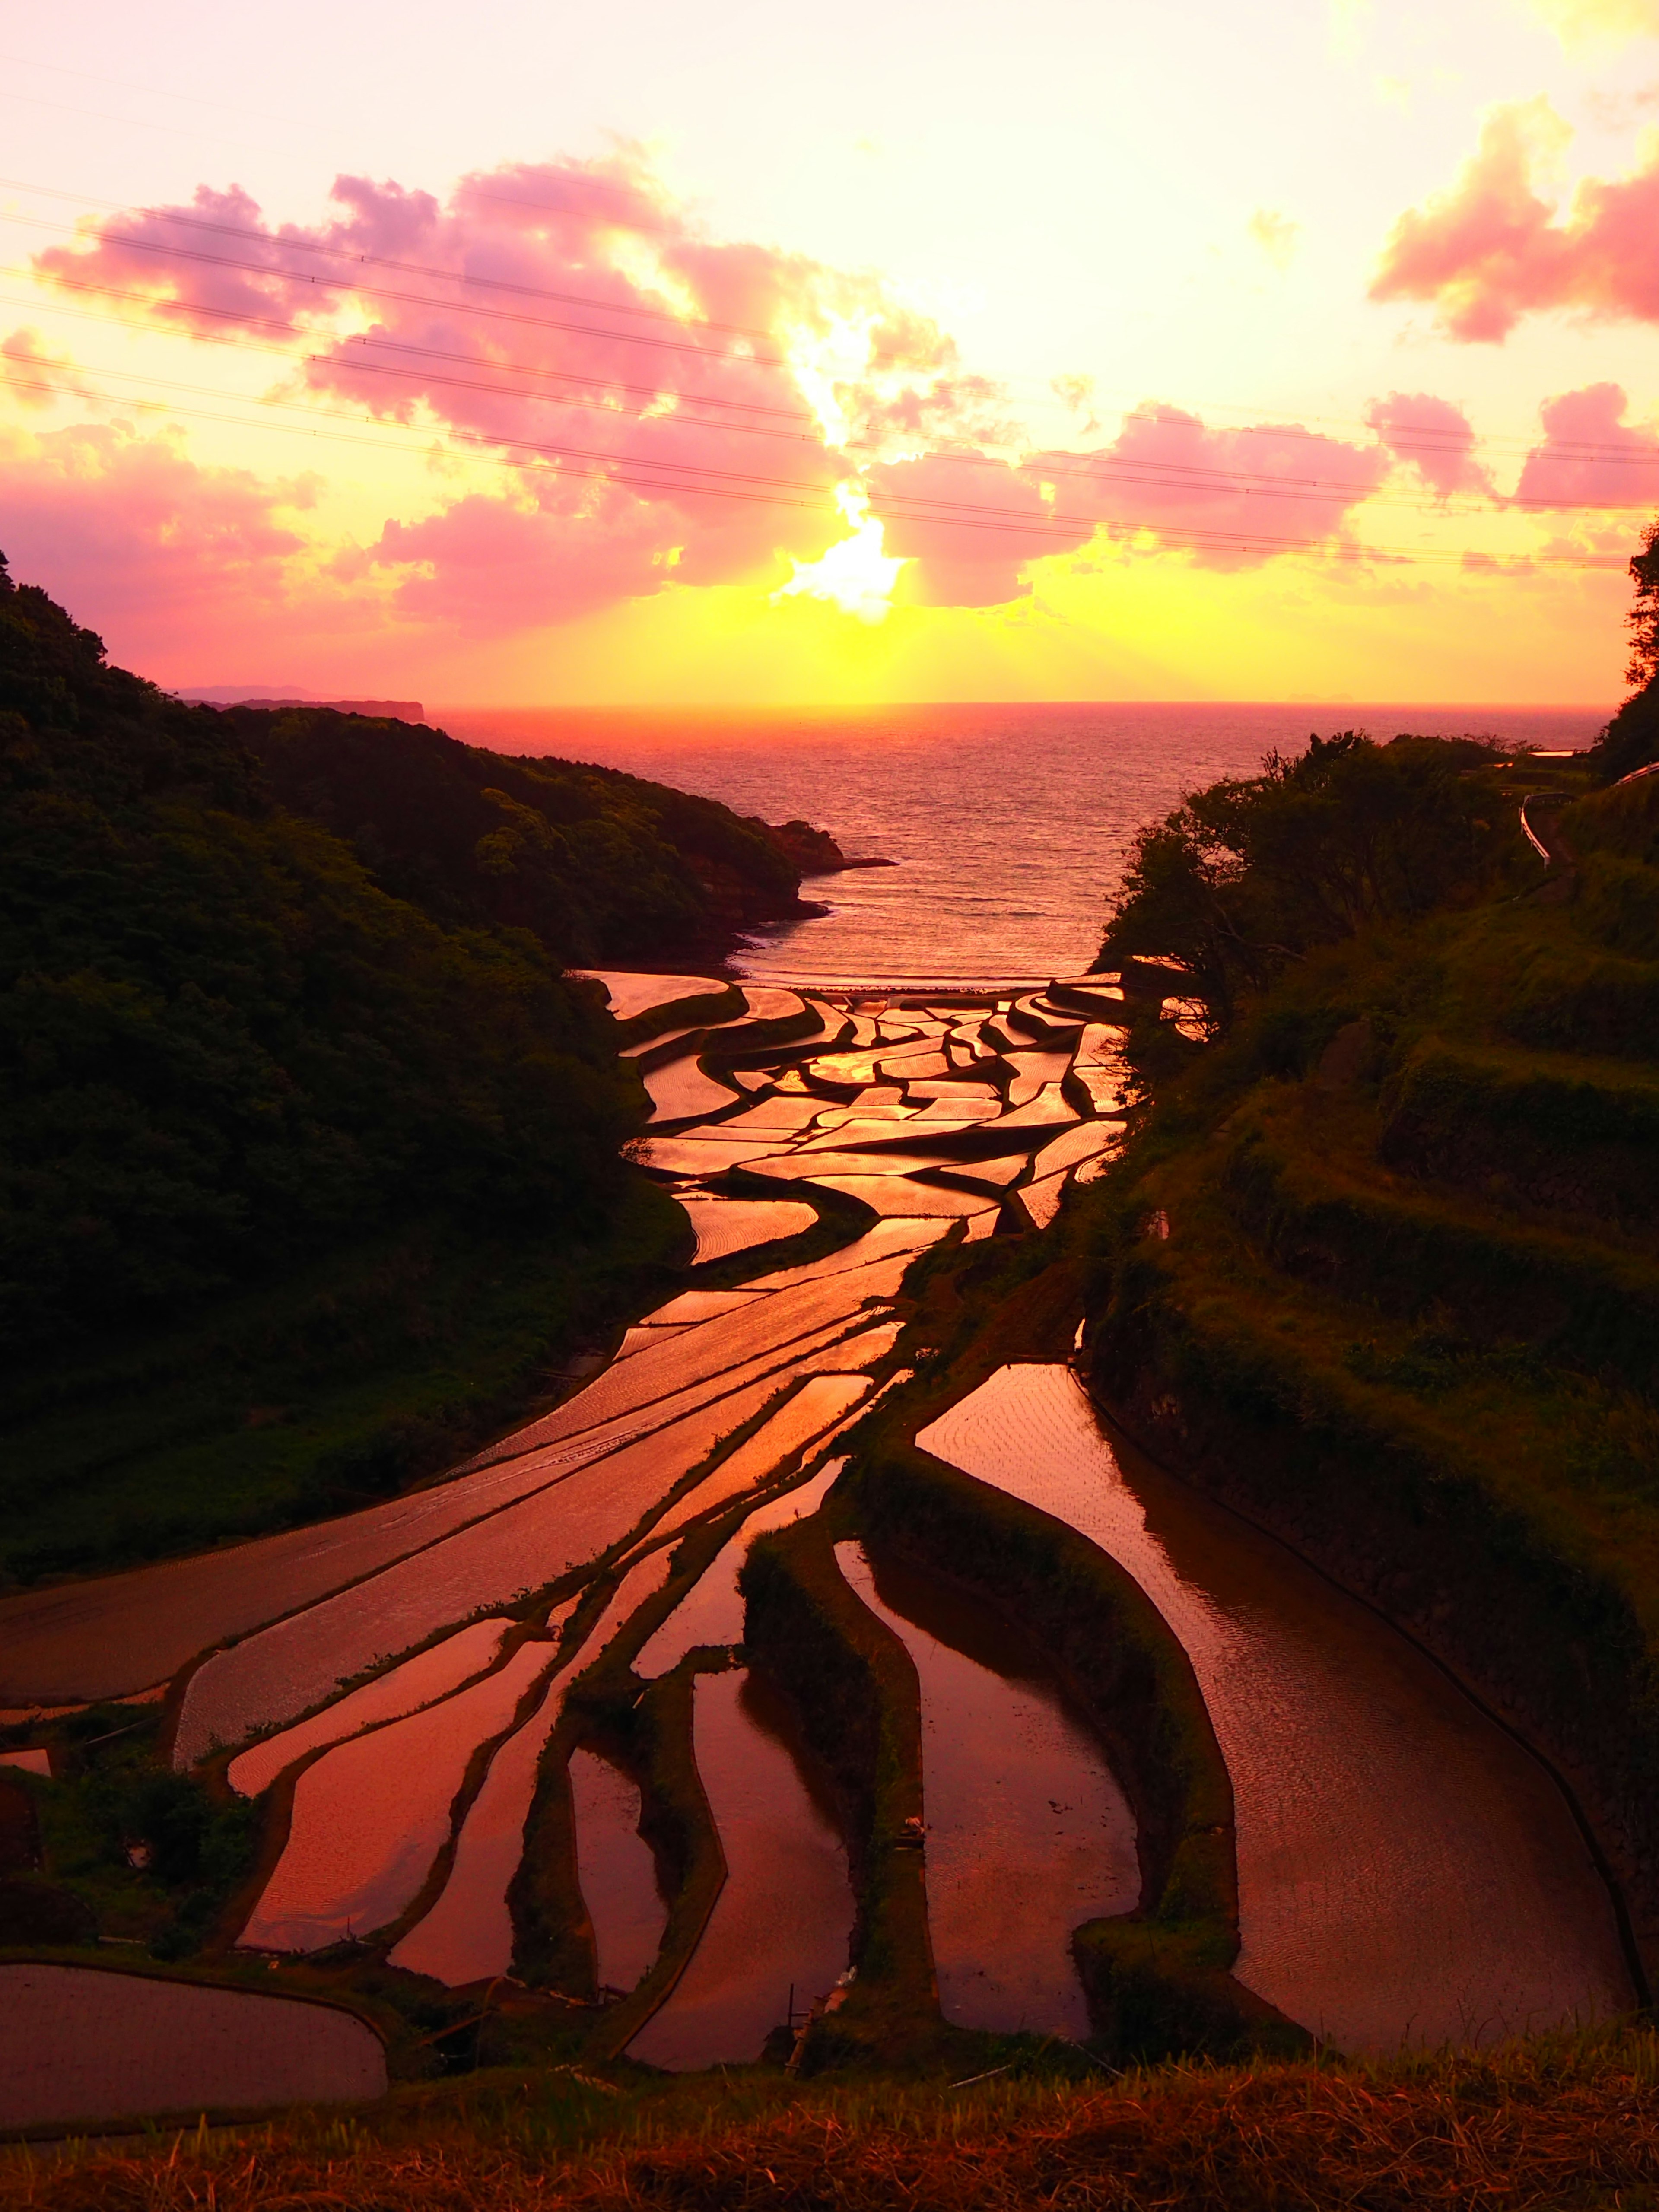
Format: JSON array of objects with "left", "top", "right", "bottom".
[
  {"left": 1021, "top": 406, "right": 1390, "bottom": 570},
  {"left": 1372, "top": 99, "right": 1659, "bottom": 339},
  {"left": 1, "top": 328, "right": 97, "bottom": 411},
  {"left": 1365, "top": 392, "right": 1494, "bottom": 499},
  {"left": 772, "top": 488, "right": 904, "bottom": 622},
  {"left": 0, "top": 420, "right": 321, "bottom": 664},
  {"left": 30, "top": 153, "right": 987, "bottom": 627},
  {"left": 1248, "top": 210, "right": 1301, "bottom": 270}
]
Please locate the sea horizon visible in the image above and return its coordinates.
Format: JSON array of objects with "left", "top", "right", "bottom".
[{"left": 437, "top": 699, "right": 1610, "bottom": 979}]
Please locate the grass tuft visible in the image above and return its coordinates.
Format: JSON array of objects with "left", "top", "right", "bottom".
[{"left": 12, "top": 2034, "right": 1659, "bottom": 2210}]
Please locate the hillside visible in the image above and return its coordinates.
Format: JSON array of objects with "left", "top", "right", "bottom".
[
  {"left": 0, "top": 556, "right": 717, "bottom": 1582},
  {"left": 1075, "top": 712, "right": 1659, "bottom": 1986},
  {"left": 222, "top": 706, "right": 826, "bottom": 965}
]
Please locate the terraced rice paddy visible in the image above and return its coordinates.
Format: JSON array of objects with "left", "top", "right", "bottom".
[
  {"left": 0, "top": 1964, "right": 386, "bottom": 2129},
  {"left": 2, "top": 966, "right": 1634, "bottom": 2106},
  {"left": 915, "top": 1363, "right": 1632, "bottom": 2050},
  {"left": 569, "top": 1749, "right": 670, "bottom": 1995},
  {"left": 838, "top": 1542, "right": 1137, "bottom": 2036},
  {"left": 624, "top": 1669, "right": 854, "bottom": 2069}
]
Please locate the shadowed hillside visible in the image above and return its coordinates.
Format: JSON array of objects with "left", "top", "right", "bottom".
[
  {"left": 1078, "top": 700, "right": 1659, "bottom": 1989},
  {"left": 0, "top": 556, "right": 749, "bottom": 1581},
  {"left": 222, "top": 706, "right": 823, "bottom": 964}
]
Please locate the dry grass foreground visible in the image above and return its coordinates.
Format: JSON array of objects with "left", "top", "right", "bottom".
[{"left": 11, "top": 2036, "right": 1659, "bottom": 2212}]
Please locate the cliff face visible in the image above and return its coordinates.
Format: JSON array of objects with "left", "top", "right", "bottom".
[{"left": 1077, "top": 741, "right": 1659, "bottom": 1987}]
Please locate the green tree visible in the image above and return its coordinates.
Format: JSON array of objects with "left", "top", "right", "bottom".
[
  {"left": 1097, "top": 732, "right": 1500, "bottom": 1032},
  {"left": 1626, "top": 516, "right": 1659, "bottom": 693},
  {"left": 1589, "top": 518, "right": 1659, "bottom": 783}
]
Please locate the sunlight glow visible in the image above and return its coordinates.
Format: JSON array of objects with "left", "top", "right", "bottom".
[{"left": 772, "top": 486, "right": 905, "bottom": 622}]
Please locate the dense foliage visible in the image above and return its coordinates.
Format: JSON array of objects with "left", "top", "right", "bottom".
[
  {"left": 1078, "top": 725, "right": 1659, "bottom": 1967},
  {"left": 227, "top": 708, "right": 808, "bottom": 962},
  {"left": 1096, "top": 731, "right": 1502, "bottom": 1029},
  {"left": 1587, "top": 515, "right": 1659, "bottom": 783},
  {"left": 0, "top": 555, "right": 644, "bottom": 1361}
]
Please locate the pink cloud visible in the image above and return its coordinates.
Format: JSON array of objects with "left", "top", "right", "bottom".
[
  {"left": 865, "top": 452, "right": 1081, "bottom": 605},
  {"left": 30, "top": 152, "right": 988, "bottom": 619},
  {"left": 1512, "top": 381, "right": 1659, "bottom": 508},
  {"left": 20, "top": 153, "right": 1486, "bottom": 629},
  {"left": 1371, "top": 99, "right": 1659, "bottom": 340},
  {"left": 1364, "top": 391, "right": 1494, "bottom": 499},
  {"left": 1019, "top": 406, "right": 1390, "bottom": 569},
  {"left": 0, "top": 422, "right": 325, "bottom": 669},
  {"left": 367, "top": 486, "right": 669, "bottom": 636}
]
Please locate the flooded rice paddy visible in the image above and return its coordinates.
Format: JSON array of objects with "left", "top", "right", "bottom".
[
  {"left": 916, "top": 1363, "right": 1631, "bottom": 2048},
  {"left": 0, "top": 1964, "right": 386, "bottom": 2129},
  {"left": 838, "top": 1541, "right": 1138, "bottom": 2036},
  {"left": 625, "top": 1669, "right": 854, "bottom": 2069},
  {"left": 1, "top": 964, "right": 1634, "bottom": 2095},
  {"left": 570, "top": 1748, "right": 670, "bottom": 1995}
]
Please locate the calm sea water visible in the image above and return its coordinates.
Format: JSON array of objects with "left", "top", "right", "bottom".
[{"left": 438, "top": 702, "right": 1610, "bottom": 982}]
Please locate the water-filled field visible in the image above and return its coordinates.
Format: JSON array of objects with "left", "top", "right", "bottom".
[{"left": 0, "top": 963, "right": 1632, "bottom": 2113}]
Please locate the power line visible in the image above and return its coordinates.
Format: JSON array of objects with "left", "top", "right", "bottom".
[
  {"left": 0, "top": 274, "right": 819, "bottom": 430},
  {"left": 0, "top": 174, "right": 779, "bottom": 340},
  {"left": 8, "top": 280, "right": 1654, "bottom": 516},
  {"left": 6, "top": 178, "right": 1659, "bottom": 475},
  {"left": 3, "top": 365, "right": 1629, "bottom": 567},
  {"left": 2, "top": 167, "right": 1657, "bottom": 475},
  {"left": 1, "top": 210, "right": 797, "bottom": 369},
  {"left": 13, "top": 182, "right": 1659, "bottom": 475}
]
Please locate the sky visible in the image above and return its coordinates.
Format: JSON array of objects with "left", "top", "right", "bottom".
[{"left": 3, "top": 0, "right": 1659, "bottom": 704}]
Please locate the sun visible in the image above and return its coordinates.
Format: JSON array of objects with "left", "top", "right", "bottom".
[{"left": 773, "top": 487, "right": 906, "bottom": 623}]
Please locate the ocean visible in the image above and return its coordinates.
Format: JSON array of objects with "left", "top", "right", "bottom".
[{"left": 437, "top": 702, "right": 1611, "bottom": 983}]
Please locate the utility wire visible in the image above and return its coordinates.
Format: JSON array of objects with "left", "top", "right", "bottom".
[
  {"left": 3, "top": 366, "right": 1628, "bottom": 567},
  {"left": 5, "top": 183, "right": 1655, "bottom": 469},
  {"left": 0, "top": 175, "right": 779, "bottom": 340},
  {"left": 1, "top": 171, "right": 1656, "bottom": 468},
  {"left": 0, "top": 211, "right": 795, "bottom": 368},
  {"left": 0, "top": 275, "right": 818, "bottom": 426},
  {"left": 7, "top": 282, "right": 1654, "bottom": 515}
]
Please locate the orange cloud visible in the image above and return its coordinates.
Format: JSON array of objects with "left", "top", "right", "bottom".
[
  {"left": 1, "top": 327, "right": 98, "bottom": 410},
  {"left": 1371, "top": 99, "right": 1659, "bottom": 339}
]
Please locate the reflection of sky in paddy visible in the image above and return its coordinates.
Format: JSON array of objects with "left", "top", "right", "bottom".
[
  {"left": 918, "top": 1364, "right": 1631, "bottom": 2050},
  {"left": 839, "top": 1540, "right": 1137, "bottom": 2037},
  {"left": 28, "top": 970, "right": 1165, "bottom": 2056},
  {"left": 626, "top": 1670, "right": 853, "bottom": 2069}
]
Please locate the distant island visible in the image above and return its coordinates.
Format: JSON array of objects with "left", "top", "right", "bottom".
[{"left": 193, "top": 693, "right": 428, "bottom": 720}]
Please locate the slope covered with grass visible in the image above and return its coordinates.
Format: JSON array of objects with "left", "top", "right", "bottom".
[
  {"left": 1077, "top": 726, "right": 1659, "bottom": 1983},
  {"left": 12, "top": 2033, "right": 1659, "bottom": 2211}
]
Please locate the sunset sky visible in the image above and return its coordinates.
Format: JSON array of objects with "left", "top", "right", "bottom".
[{"left": 5, "top": 0, "right": 1659, "bottom": 704}]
